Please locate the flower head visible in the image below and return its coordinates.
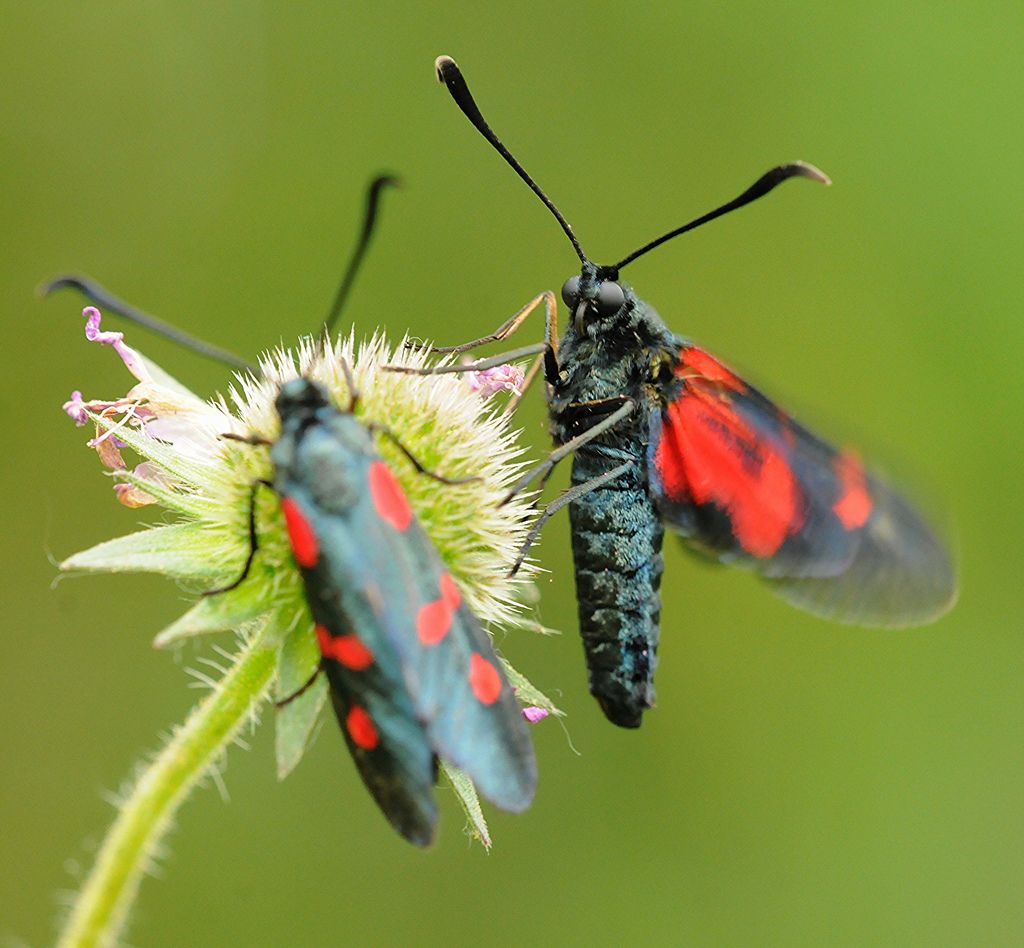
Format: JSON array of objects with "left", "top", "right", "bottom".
[{"left": 60, "top": 306, "right": 561, "bottom": 840}]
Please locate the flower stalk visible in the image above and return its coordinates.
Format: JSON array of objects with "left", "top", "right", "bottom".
[{"left": 58, "top": 629, "right": 276, "bottom": 948}]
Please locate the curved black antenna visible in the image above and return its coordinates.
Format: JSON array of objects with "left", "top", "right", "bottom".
[
  {"left": 324, "top": 173, "right": 401, "bottom": 334},
  {"left": 612, "top": 162, "right": 831, "bottom": 272},
  {"left": 435, "top": 55, "right": 588, "bottom": 265},
  {"left": 39, "top": 273, "right": 253, "bottom": 371}
]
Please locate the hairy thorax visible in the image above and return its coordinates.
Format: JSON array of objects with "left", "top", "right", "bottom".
[{"left": 549, "top": 300, "right": 681, "bottom": 450}]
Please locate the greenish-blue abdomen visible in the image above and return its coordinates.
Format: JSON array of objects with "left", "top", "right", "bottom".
[{"left": 568, "top": 441, "right": 664, "bottom": 728}]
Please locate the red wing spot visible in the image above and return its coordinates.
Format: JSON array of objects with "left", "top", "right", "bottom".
[
  {"left": 439, "top": 572, "right": 462, "bottom": 609},
  {"left": 280, "top": 497, "right": 319, "bottom": 568},
  {"left": 417, "top": 596, "right": 454, "bottom": 646},
  {"left": 315, "top": 625, "right": 374, "bottom": 670},
  {"left": 832, "top": 451, "right": 873, "bottom": 529},
  {"left": 417, "top": 573, "right": 462, "bottom": 645},
  {"left": 469, "top": 653, "right": 502, "bottom": 705},
  {"left": 655, "top": 390, "right": 803, "bottom": 557},
  {"left": 677, "top": 346, "right": 745, "bottom": 391},
  {"left": 368, "top": 461, "right": 413, "bottom": 532},
  {"left": 346, "top": 705, "right": 379, "bottom": 750}
]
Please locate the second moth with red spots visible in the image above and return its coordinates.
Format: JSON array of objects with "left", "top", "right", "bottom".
[
  {"left": 220, "top": 376, "right": 536, "bottom": 846},
  {"left": 430, "top": 56, "right": 958, "bottom": 729}
]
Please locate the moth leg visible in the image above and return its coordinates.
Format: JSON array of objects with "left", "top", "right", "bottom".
[
  {"left": 220, "top": 432, "right": 273, "bottom": 447},
  {"left": 509, "top": 461, "right": 634, "bottom": 577},
  {"left": 558, "top": 394, "right": 636, "bottom": 434},
  {"left": 336, "top": 355, "right": 361, "bottom": 413},
  {"left": 390, "top": 291, "right": 562, "bottom": 385},
  {"left": 204, "top": 478, "right": 275, "bottom": 595},
  {"left": 503, "top": 348, "right": 546, "bottom": 417},
  {"left": 275, "top": 666, "right": 323, "bottom": 708},
  {"left": 501, "top": 397, "right": 636, "bottom": 503},
  {"left": 384, "top": 341, "right": 549, "bottom": 376},
  {"left": 406, "top": 291, "right": 557, "bottom": 356},
  {"left": 367, "top": 423, "right": 481, "bottom": 485}
]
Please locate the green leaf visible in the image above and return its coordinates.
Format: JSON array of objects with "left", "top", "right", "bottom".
[
  {"left": 442, "top": 762, "right": 491, "bottom": 849},
  {"left": 61, "top": 523, "right": 240, "bottom": 582},
  {"left": 275, "top": 620, "right": 327, "bottom": 779},
  {"left": 153, "top": 586, "right": 273, "bottom": 648}
]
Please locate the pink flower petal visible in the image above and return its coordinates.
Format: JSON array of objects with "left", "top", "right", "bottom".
[
  {"left": 63, "top": 391, "right": 88, "bottom": 426},
  {"left": 82, "top": 307, "right": 151, "bottom": 382},
  {"left": 521, "top": 706, "right": 549, "bottom": 724},
  {"left": 466, "top": 363, "right": 525, "bottom": 398}
]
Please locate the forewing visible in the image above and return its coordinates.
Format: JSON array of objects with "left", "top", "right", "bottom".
[
  {"left": 282, "top": 450, "right": 536, "bottom": 816},
  {"left": 322, "top": 656, "right": 439, "bottom": 847},
  {"left": 649, "top": 345, "right": 956, "bottom": 626},
  {"left": 351, "top": 460, "right": 538, "bottom": 814},
  {"left": 279, "top": 488, "right": 438, "bottom": 846},
  {"left": 396, "top": 538, "right": 538, "bottom": 814}
]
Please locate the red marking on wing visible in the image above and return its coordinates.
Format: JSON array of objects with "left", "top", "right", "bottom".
[
  {"left": 416, "top": 572, "right": 462, "bottom": 647},
  {"left": 832, "top": 451, "right": 873, "bottom": 529},
  {"left": 316, "top": 624, "right": 374, "bottom": 670},
  {"left": 368, "top": 460, "right": 413, "bottom": 532},
  {"left": 678, "top": 347, "right": 745, "bottom": 391},
  {"left": 469, "top": 653, "right": 502, "bottom": 705},
  {"left": 656, "top": 387, "right": 804, "bottom": 557},
  {"left": 440, "top": 572, "right": 462, "bottom": 609},
  {"left": 346, "top": 705, "right": 379, "bottom": 750},
  {"left": 280, "top": 497, "right": 319, "bottom": 568}
]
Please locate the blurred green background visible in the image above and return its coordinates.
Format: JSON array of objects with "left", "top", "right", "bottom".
[{"left": 4, "top": 2, "right": 1022, "bottom": 945}]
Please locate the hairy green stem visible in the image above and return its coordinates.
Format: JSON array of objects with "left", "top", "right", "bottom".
[{"left": 58, "top": 633, "right": 276, "bottom": 948}]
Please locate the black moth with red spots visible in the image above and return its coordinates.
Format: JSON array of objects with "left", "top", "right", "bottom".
[
  {"left": 432, "top": 56, "right": 957, "bottom": 729},
  {"left": 46, "top": 180, "right": 536, "bottom": 845},
  {"left": 268, "top": 378, "right": 536, "bottom": 845}
]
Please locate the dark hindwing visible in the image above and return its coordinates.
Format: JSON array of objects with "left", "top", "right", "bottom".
[{"left": 648, "top": 345, "right": 956, "bottom": 626}]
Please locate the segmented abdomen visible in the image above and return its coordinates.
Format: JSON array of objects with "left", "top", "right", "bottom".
[{"left": 568, "top": 443, "right": 664, "bottom": 728}]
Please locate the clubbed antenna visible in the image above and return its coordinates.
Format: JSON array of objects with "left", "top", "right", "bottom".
[
  {"left": 611, "top": 162, "right": 831, "bottom": 271},
  {"left": 42, "top": 174, "right": 401, "bottom": 371},
  {"left": 39, "top": 273, "right": 253, "bottom": 370},
  {"left": 435, "top": 55, "right": 588, "bottom": 265},
  {"left": 436, "top": 55, "right": 830, "bottom": 275},
  {"left": 324, "top": 174, "right": 400, "bottom": 333}
]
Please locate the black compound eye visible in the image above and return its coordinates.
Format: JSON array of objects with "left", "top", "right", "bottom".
[
  {"left": 561, "top": 276, "right": 581, "bottom": 307},
  {"left": 594, "top": 281, "right": 625, "bottom": 316}
]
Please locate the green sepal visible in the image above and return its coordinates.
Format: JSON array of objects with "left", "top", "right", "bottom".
[
  {"left": 500, "top": 659, "right": 563, "bottom": 717},
  {"left": 442, "top": 762, "right": 491, "bottom": 849},
  {"left": 88, "top": 409, "right": 217, "bottom": 494},
  {"left": 61, "top": 523, "right": 240, "bottom": 582},
  {"left": 274, "top": 620, "right": 327, "bottom": 780},
  {"left": 108, "top": 468, "right": 215, "bottom": 520},
  {"left": 153, "top": 585, "right": 274, "bottom": 648}
]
